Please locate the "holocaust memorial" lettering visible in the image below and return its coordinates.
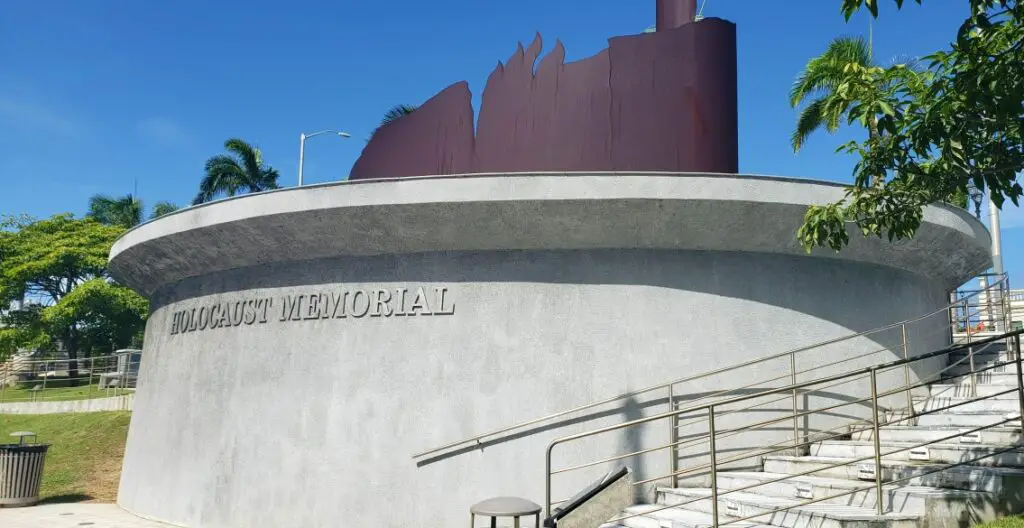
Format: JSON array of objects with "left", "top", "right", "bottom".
[{"left": 169, "top": 286, "right": 455, "bottom": 335}]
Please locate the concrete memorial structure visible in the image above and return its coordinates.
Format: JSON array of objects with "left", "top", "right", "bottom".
[{"left": 108, "top": 2, "right": 991, "bottom": 527}]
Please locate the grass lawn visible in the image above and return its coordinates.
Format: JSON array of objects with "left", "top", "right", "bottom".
[
  {"left": 0, "top": 383, "right": 132, "bottom": 403},
  {"left": 978, "top": 518, "right": 1024, "bottom": 528},
  {"left": 0, "top": 412, "right": 131, "bottom": 503}
]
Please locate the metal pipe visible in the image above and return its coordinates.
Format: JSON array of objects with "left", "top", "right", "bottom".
[
  {"left": 708, "top": 406, "right": 719, "bottom": 528},
  {"left": 1015, "top": 334, "right": 1024, "bottom": 431},
  {"left": 656, "top": 0, "right": 697, "bottom": 31},
  {"left": 417, "top": 283, "right": 1009, "bottom": 460},
  {"left": 669, "top": 384, "right": 679, "bottom": 488},
  {"left": 791, "top": 351, "right": 801, "bottom": 455},
  {"left": 901, "top": 324, "right": 913, "bottom": 417},
  {"left": 545, "top": 444, "right": 553, "bottom": 518},
  {"left": 990, "top": 196, "right": 1004, "bottom": 283},
  {"left": 297, "top": 134, "right": 306, "bottom": 186},
  {"left": 869, "top": 368, "right": 884, "bottom": 515},
  {"left": 547, "top": 331, "right": 1019, "bottom": 449},
  {"left": 969, "top": 345, "right": 978, "bottom": 398}
]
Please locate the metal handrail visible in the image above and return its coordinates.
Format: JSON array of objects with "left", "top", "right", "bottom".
[
  {"left": 414, "top": 275, "right": 1010, "bottom": 460},
  {"left": 0, "top": 351, "right": 139, "bottom": 403},
  {"left": 546, "top": 328, "right": 1024, "bottom": 523}
]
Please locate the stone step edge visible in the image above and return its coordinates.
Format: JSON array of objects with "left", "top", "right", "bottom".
[
  {"left": 765, "top": 454, "right": 1024, "bottom": 474},
  {"left": 666, "top": 472, "right": 993, "bottom": 498},
  {"left": 621, "top": 504, "right": 773, "bottom": 528},
  {"left": 664, "top": 487, "right": 921, "bottom": 521},
  {"left": 814, "top": 439, "right": 1023, "bottom": 451}
]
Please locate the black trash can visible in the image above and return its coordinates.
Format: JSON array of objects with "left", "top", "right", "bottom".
[{"left": 0, "top": 432, "right": 50, "bottom": 507}]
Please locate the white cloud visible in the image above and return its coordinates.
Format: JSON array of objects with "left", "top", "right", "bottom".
[
  {"left": 0, "top": 95, "right": 81, "bottom": 137},
  {"left": 136, "top": 117, "right": 193, "bottom": 149}
]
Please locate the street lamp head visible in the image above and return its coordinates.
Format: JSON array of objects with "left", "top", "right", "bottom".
[{"left": 338, "top": 132, "right": 351, "bottom": 138}]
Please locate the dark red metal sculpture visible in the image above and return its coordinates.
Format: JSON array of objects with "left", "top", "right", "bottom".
[{"left": 349, "top": 0, "right": 737, "bottom": 179}]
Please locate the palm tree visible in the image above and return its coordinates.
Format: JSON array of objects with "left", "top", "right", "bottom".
[
  {"left": 88, "top": 195, "right": 180, "bottom": 228},
  {"left": 380, "top": 105, "right": 417, "bottom": 128},
  {"left": 150, "top": 201, "right": 180, "bottom": 220},
  {"left": 789, "top": 36, "right": 876, "bottom": 153},
  {"left": 193, "top": 138, "right": 280, "bottom": 205},
  {"left": 88, "top": 194, "right": 142, "bottom": 229}
]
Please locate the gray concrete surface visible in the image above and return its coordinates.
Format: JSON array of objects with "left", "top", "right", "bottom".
[
  {"left": 0, "top": 394, "right": 133, "bottom": 414},
  {"left": 108, "top": 173, "right": 990, "bottom": 296},
  {"left": 0, "top": 503, "right": 176, "bottom": 527},
  {"left": 106, "top": 174, "right": 991, "bottom": 528}
]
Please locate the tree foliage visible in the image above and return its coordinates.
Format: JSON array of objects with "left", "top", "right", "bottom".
[
  {"left": 790, "top": 36, "right": 876, "bottom": 152},
  {"left": 150, "top": 201, "right": 180, "bottom": 220},
  {"left": 799, "top": 0, "right": 1024, "bottom": 251},
  {"left": 88, "top": 194, "right": 143, "bottom": 229},
  {"left": 0, "top": 215, "right": 147, "bottom": 363},
  {"left": 88, "top": 194, "right": 179, "bottom": 228},
  {"left": 194, "top": 138, "right": 280, "bottom": 205},
  {"left": 381, "top": 104, "right": 417, "bottom": 128}
]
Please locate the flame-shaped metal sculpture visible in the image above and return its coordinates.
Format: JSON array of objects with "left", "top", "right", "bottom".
[{"left": 350, "top": 0, "right": 736, "bottom": 179}]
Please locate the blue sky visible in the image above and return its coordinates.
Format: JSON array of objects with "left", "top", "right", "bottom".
[{"left": 1, "top": 0, "right": 1021, "bottom": 282}]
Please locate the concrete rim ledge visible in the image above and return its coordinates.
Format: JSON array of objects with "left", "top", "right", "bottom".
[{"left": 107, "top": 172, "right": 991, "bottom": 296}]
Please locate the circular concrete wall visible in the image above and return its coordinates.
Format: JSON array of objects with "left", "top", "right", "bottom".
[{"left": 109, "top": 173, "right": 990, "bottom": 528}]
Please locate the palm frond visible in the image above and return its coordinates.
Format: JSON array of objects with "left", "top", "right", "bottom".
[
  {"left": 150, "top": 201, "right": 179, "bottom": 219},
  {"left": 791, "top": 99, "right": 827, "bottom": 152},
  {"left": 87, "top": 193, "right": 143, "bottom": 228},
  {"left": 789, "top": 36, "right": 872, "bottom": 108},
  {"left": 197, "top": 137, "right": 281, "bottom": 203},
  {"left": 223, "top": 139, "right": 264, "bottom": 182},
  {"left": 380, "top": 104, "right": 418, "bottom": 128}
]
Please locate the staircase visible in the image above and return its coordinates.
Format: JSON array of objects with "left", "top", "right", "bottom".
[
  {"left": 413, "top": 276, "right": 1024, "bottom": 528},
  {"left": 609, "top": 337, "right": 1024, "bottom": 528}
]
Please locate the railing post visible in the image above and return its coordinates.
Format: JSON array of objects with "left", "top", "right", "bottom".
[
  {"left": 790, "top": 351, "right": 801, "bottom": 455},
  {"left": 964, "top": 298, "right": 972, "bottom": 343},
  {"left": 1014, "top": 334, "right": 1024, "bottom": 432},
  {"left": 869, "top": 368, "right": 884, "bottom": 515},
  {"left": 545, "top": 444, "right": 553, "bottom": 519},
  {"left": 900, "top": 324, "right": 913, "bottom": 416},
  {"left": 969, "top": 344, "right": 978, "bottom": 398},
  {"left": 668, "top": 384, "right": 679, "bottom": 488},
  {"left": 965, "top": 301, "right": 978, "bottom": 398},
  {"left": 708, "top": 405, "right": 719, "bottom": 528},
  {"left": 41, "top": 360, "right": 48, "bottom": 399}
]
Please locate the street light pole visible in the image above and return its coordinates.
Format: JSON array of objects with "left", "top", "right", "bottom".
[{"left": 297, "top": 130, "right": 351, "bottom": 186}]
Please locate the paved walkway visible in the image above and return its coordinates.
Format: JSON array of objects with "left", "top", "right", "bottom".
[{"left": 0, "top": 503, "right": 174, "bottom": 527}]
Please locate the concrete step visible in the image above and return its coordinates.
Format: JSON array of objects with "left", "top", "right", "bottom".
[
  {"left": 809, "top": 440, "right": 1024, "bottom": 467},
  {"left": 763, "top": 455, "right": 1024, "bottom": 493},
  {"left": 914, "top": 396, "right": 1020, "bottom": 414},
  {"left": 928, "top": 383, "right": 1020, "bottom": 399},
  {"left": 692, "top": 471, "right": 995, "bottom": 515},
  {"left": 914, "top": 411, "right": 1018, "bottom": 428},
  {"left": 939, "top": 371, "right": 1020, "bottom": 386},
  {"left": 850, "top": 425, "right": 1022, "bottom": 445},
  {"left": 619, "top": 504, "right": 772, "bottom": 528},
  {"left": 658, "top": 487, "right": 919, "bottom": 528},
  {"left": 946, "top": 363, "right": 1017, "bottom": 377},
  {"left": 948, "top": 349, "right": 1016, "bottom": 364}
]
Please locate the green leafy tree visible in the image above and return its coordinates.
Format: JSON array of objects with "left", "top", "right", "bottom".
[
  {"left": 194, "top": 138, "right": 280, "bottom": 205},
  {"left": 88, "top": 194, "right": 180, "bottom": 228},
  {"left": 799, "top": 0, "right": 1024, "bottom": 251},
  {"left": 0, "top": 215, "right": 148, "bottom": 370}
]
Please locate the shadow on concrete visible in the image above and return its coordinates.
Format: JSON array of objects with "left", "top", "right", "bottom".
[{"left": 37, "top": 493, "right": 93, "bottom": 505}]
